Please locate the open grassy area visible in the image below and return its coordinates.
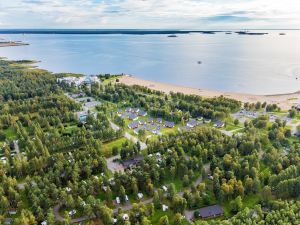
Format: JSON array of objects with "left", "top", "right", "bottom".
[
  {"left": 222, "top": 193, "right": 260, "bottom": 217},
  {"left": 150, "top": 209, "right": 174, "bottom": 225},
  {"left": 103, "top": 137, "right": 127, "bottom": 156},
  {"left": 3, "top": 126, "right": 18, "bottom": 140},
  {"left": 224, "top": 123, "right": 243, "bottom": 131},
  {"left": 101, "top": 75, "right": 122, "bottom": 85}
]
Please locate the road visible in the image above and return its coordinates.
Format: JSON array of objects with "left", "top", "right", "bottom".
[{"left": 13, "top": 140, "right": 21, "bottom": 159}]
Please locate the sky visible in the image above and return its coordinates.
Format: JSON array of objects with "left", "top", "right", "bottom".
[{"left": 0, "top": 0, "right": 300, "bottom": 29}]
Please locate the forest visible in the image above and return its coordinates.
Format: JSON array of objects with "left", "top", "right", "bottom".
[{"left": 1, "top": 58, "right": 300, "bottom": 225}]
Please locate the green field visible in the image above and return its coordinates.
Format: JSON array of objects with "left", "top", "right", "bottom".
[{"left": 103, "top": 137, "right": 127, "bottom": 156}]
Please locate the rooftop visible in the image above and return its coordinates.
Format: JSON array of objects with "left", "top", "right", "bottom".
[{"left": 199, "top": 204, "right": 224, "bottom": 218}]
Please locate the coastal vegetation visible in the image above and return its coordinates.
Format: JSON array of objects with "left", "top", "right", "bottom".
[{"left": 1, "top": 58, "right": 300, "bottom": 225}]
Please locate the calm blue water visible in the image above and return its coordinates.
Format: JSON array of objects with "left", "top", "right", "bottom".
[{"left": 1, "top": 31, "right": 300, "bottom": 95}]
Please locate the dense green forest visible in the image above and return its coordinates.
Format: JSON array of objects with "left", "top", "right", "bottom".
[{"left": 1, "top": 58, "right": 300, "bottom": 225}]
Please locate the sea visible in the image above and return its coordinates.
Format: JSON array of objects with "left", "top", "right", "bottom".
[{"left": 1, "top": 30, "right": 300, "bottom": 95}]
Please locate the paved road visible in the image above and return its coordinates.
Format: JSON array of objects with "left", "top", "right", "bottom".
[
  {"left": 13, "top": 140, "right": 21, "bottom": 159},
  {"left": 107, "top": 156, "right": 124, "bottom": 173}
]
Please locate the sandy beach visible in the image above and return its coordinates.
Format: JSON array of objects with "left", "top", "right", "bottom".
[{"left": 119, "top": 75, "right": 300, "bottom": 110}]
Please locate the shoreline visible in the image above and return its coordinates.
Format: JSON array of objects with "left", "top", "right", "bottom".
[{"left": 119, "top": 75, "right": 300, "bottom": 110}]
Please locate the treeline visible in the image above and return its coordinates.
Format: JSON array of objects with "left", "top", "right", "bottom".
[{"left": 91, "top": 83, "right": 241, "bottom": 121}]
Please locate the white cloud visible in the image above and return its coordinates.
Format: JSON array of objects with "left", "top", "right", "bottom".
[{"left": 0, "top": 0, "right": 300, "bottom": 28}]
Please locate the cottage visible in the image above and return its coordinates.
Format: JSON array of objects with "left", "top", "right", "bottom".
[
  {"left": 138, "top": 110, "right": 147, "bottom": 116},
  {"left": 8, "top": 210, "right": 17, "bottom": 215},
  {"left": 139, "top": 119, "right": 146, "bottom": 125},
  {"left": 187, "top": 119, "right": 198, "bottom": 128},
  {"left": 128, "top": 121, "right": 139, "bottom": 129},
  {"left": 132, "top": 108, "right": 140, "bottom": 113},
  {"left": 125, "top": 107, "right": 132, "bottom": 112},
  {"left": 117, "top": 109, "right": 123, "bottom": 116},
  {"left": 112, "top": 218, "right": 118, "bottom": 224},
  {"left": 156, "top": 118, "right": 163, "bottom": 124},
  {"left": 198, "top": 205, "right": 224, "bottom": 219},
  {"left": 296, "top": 104, "right": 300, "bottom": 111},
  {"left": 213, "top": 121, "right": 225, "bottom": 128},
  {"left": 41, "top": 221, "right": 47, "bottom": 225},
  {"left": 147, "top": 117, "right": 154, "bottom": 123},
  {"left": 125, "top": 195, "right": 129, "bottom": 202},
  {"left": 128, "top": 113, "right": 138, "bottom": 121},
  {"left": 164, "top": 121, "right": 175, "bottom": 128}
]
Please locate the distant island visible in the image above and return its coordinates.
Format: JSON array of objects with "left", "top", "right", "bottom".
[
  {"left": 167, "top": 34, "right": 177, "bottom": 37},
  {"left": 0, "top": 41, "right": 29, "bottom": 47}
]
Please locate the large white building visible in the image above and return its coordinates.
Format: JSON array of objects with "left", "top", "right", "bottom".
[{"left": 57, "top": 75, "right": 101, "bottom": 87}]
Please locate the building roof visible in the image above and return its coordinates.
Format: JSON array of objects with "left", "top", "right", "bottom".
[
  {"left": 199, "top": 205, "right": 224, "bottom": 218},
  {"left": 294, "top": 131, "right": 300, "bottom": 137},
  {"left": 121, "top": 155, "right": 144, "bottom": 169},
  {"left": 147, "top": 117, "right": 154, "bottom": 122},
  {"left": 214, "top": 121, "right": 225, "bottom": 127},
  {"left": 187, "top": 119, "right": 198, "bottom": 127},
  {"left": 139, "top": 119, "right": 146, "bottom": 124},
  {"left": 128, "top": 121, "right": 139, "bottom": 129},
  {"left": 138, "top": 110, "right": 147, "bottom": 116},
  {"left": 156, "top": 118, "right": 163, "bottom": 123},
  {"left": 128, "top": 113, "right": 138, "bottom": 120},
  {"left": 164, "top": 121, "right": 175, "bottom": 127}
]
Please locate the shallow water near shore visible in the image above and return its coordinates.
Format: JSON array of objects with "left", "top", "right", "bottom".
[{"left": 1, "top": 30, "right": 300, "bottom": 95}]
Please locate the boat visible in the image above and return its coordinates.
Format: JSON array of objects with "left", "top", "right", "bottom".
[
  {"left": 198, "top": 61, "right": 202, "bottom": 64},
  {"left": 168, "top": 34, "right": 177, "bottom": 38},
  {"left": 279, "top": 33, "right": 286, "bottom": 35},
  {"left": 225, "top": 32, "right": 232, "bottom": 35}
]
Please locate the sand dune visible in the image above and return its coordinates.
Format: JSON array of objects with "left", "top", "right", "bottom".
[{"left": 119, "top": 75, "right": 300, "bottom": 110}]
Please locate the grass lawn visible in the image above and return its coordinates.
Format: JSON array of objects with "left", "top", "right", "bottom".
[
  {"left": 103, "top": 137, "right": 127, "bottom": 156},
  {"left": 101, "top": 75, "right": 122, "bottom": 85},
  {"left": 150, "top": 209, "right": 174, "bottom": 225},
  {"left": 4, "top": 126, "right": 18, "bottom": 140},
  {"left": 224, "top": 123, "right": 243, "bottom": 131},
  {"left": 222, "top": 193, "right": 260, "bottom": 217},
  {"left": 64, "top": 124, "right": 79, "bottom": 133}
]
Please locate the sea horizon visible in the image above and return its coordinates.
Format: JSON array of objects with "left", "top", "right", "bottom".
[{"left": 1, "top": 30, "right": 300, "bottom": 95}]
